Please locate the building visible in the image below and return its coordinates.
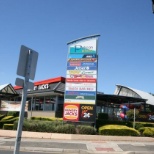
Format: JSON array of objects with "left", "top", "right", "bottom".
[
  {"left": 1, "top": 76, "right": 153, "bottom": 120},
  {"left": 12, "top": 76, "right": 152, "bottom": 118}
]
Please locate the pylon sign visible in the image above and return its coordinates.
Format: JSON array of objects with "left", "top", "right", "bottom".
[{"left": 63, "top": 35, "right": 100, "bottom": 123}]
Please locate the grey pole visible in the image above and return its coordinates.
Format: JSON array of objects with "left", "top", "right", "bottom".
[
  {"left": 14, "top": 50, "right": 32, "bottom": 154},
  {"left": 133, "top": 108, "right": 136, "bottom": 129},
  {"left": 31, "top": 97, "right": 33, "bottom": 118}
]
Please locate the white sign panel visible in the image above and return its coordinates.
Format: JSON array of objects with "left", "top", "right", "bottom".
[
  {"left": 67, "top": 70, "right": 97, "bottom": 75},
  {"left": 65, "top": 86, "right": 96, "bottom": 91}
]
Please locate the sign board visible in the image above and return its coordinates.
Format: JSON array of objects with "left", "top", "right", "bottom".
[
  {"left": 17, "top": 45, "right": 38, "bottom": 80},
  {"left": 63, "top": 35, "right": 100, "bottom": 122}
]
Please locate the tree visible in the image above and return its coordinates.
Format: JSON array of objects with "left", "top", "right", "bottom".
[{"left": 126, "top": 109, "right": 139, "bottom": 121}]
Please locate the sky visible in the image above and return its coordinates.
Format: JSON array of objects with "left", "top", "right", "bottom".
[{"left": 0, "top": 0, "right": 154, "bottom": 94}]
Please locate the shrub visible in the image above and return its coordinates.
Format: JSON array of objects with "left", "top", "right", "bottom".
[
  {"left": 13, "top": 120, "right": 19, "bottom": 130},
  {"left": 96, "top": 119, "right": 132, "bottom": 130},
  {"left": 1, "top": 116, "right": 14, "bottom": 121},
  {"left": 56, "top": 124, "right": 76, "bottom": 134},
  {"left": 3, "top": 124, "right": 14, "bottom": 130},
  {"left": 99, "top": 125, "right": 140, "bottom": 136},
  {"left": 135, "top": 122, "right": 154, "bottom": 128},
  {"left": 14, "top": 119, "right": 62, "bottom": 133},
  {"left": 7, "top": 111, "right": 19, "bottom": 117},
  {"left": 139, "top": 127, "right": 154, "bottom": 137},
  {"left": 76, "top": 125, "right": 96, "bottom": 135},
  {"left": 134, "top": 122, "right": 144, "bottom": 130},
  {"left": 97, "top": 113, "right": 108, "bottom": 120},
  {"left": 0, "top": 115, "right": 5, "bottom": 120},
  {"left": 143, "top": 128, "right": 154, "bottom": 137},
  {"left": 30, "top": 116, "right": 63, "bottom": 121},
  {"left": 55, "top": 111, "right": 63, "bottom": 118},
  {"left": 138, "top": 127, "right": 146, "bottom": 134},
  {"left": 0, "top": 117, "right": 19, "bottom": 128},
  {"left": 126, "top": 109, "right": 139, "bottom": 121}
]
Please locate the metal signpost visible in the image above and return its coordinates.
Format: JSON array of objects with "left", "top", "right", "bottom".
[{"left": 14, "top": 45, "right": 38, "bottom": 154}]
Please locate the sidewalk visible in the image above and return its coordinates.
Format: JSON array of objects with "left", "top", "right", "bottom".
[
  {"left": 0, "top": 129, "right": 154, "bottom": 154},
  {"left": 0, "top": 129, "right": 154, "bottom": 142}
]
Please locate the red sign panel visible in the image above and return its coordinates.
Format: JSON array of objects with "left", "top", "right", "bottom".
[
  {"left": 66, "top": 78, "right": 96, "bottom": 83},
  {"left": 63, "top": 104, "right": 79, "bottom": 121}
]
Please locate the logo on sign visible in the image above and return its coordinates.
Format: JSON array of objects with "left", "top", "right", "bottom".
[
  {"left": 75, "top": 66, "right": 89, "bottom": 70},
  {"left": 63, "top": 104, "right": 79, "bottom": 120},
  {"left": 34, "top": 84, "right": 49, "bottom": 90}
]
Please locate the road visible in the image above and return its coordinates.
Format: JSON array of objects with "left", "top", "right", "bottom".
[{"left": 0, "top": 137, "right": 154, "bottom": 154}]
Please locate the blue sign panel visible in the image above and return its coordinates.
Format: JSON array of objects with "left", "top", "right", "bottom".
[
  {"left": 67, "top": 66, "right": 97, "bottom": 70},
  {"left": 67, "top": 62, "right": 97, "bottom": 67},
  {"left": 65, "top": 91, "right": 96, "bottom": 96},
  {"left": 70, "top": 47, "right": 96, "bottom": 54},
  {"left": 68, "top": 54, "right": 97, "bottom": 59}
]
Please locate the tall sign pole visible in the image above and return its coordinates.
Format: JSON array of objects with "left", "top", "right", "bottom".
[
  {"left": 14, "top": 45, "right": 38, "bottom": 154},
  {"left": 63, "top": 34, "right": 100, "bottom": 124}
]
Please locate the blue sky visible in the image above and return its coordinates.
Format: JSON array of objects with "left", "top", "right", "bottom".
[{"left": 0, "top": 0, "right": 154, "bottom": 94}]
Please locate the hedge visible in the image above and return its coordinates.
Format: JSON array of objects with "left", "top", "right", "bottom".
[
  {"left": 3, "top": 124, "right": 14, "bottom": 130},
  {"left": 13, "top": 119, "right": 97, "bottom": 135},
  {"left": 30, "top": 116, "right": 63, "bottom": 121},
  {"left": 135, "top": 122, "right": 154, "bottom": 130},
  {"left": 1, "top": 116, "right": 14, "bottom": 121},
  {"left": 0, "top": 117, "right": 19, "bottom": 128},
  {"left": 97, "top": 113, "right": 108, "bottom": 120},
  {"left": 99, "top": 125, "right": 140, "bottom": 136},
  {"left": 0, "top": 115, "right": 5, "bottom": 120},
  {"left": 7, "top": 111, "right": 19, "bottom": 117},
  {"left": 139, "top": 127, "right": 154, "bottom": 137},
  {"left": 76, "top": 125, "right": 96, "bottom": 135},
  {"left": 96, "top": 119, "right": 132, "bottom": 130}
]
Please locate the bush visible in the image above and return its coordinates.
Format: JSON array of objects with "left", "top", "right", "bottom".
[
  {"left": 134, "top": 122, "right": 144, "bottom": 130},
  {"left": 7, "top": 111, "right": 19, "bottom": 117},
  {"left": 0, "top": 117, "right": 19, "bottom": 128},
  {"left": 3, "top": 124, "right": 14, "bottom": 130},
  {"left": 143, "top": 128, "right": 154, "bottom": 137},
  {"left": 13, "top": 119, "right": 65, "bottom": 133},
  {"left": 96, "top": 119, "right": 132, "bottom": 130},
  {"left": 76, "top": 125, "right": 96, "bottom": 135},
  {"left": 30, "top": 116, "right": 63, "bottom": 121},
  {"left": 56, "top": 124, "right": 76, "bottom": 134},
  {"left": 1, "top": 116, "right": 14, "bottom": 121},
  {"left": 97, "top": 113, "right": 108, "bottom": 120},
  {"left": 99, "top": 125, "right": 140, "bottom": 136},
  {"left": 135, "top": 122, "right": 154, "bottom": 129},
  {"left": 55, "top": 111, "right": 63, "bottom": 118},
  {"left": 126, "top": 109, "right": 139, "bottom": 121},
  {"left": 0, "top": 115, "right": 5, "bottom": 120},
  {"left": 138, "top": 127, "right": 154, "bottom": 137}
]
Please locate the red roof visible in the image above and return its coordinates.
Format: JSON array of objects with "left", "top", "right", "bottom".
[{"left": 14, "top": 76, "right": 66, "bottom": 90}]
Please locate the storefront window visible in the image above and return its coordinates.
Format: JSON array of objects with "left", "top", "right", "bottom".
[{"left": 29, "top": 96, "right": 56, "bottom": 111}]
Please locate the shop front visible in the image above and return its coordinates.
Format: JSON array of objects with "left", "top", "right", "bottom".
[{"left": 14, "top": 77, "right": 65, "bottom": 118}]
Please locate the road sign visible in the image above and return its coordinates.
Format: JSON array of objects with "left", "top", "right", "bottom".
[
  {"left": 17, "top": 45, "right": 38, "bottom": 80},
  {"left": 14, "top": 45, "right": 38, "bottom": 154}
]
